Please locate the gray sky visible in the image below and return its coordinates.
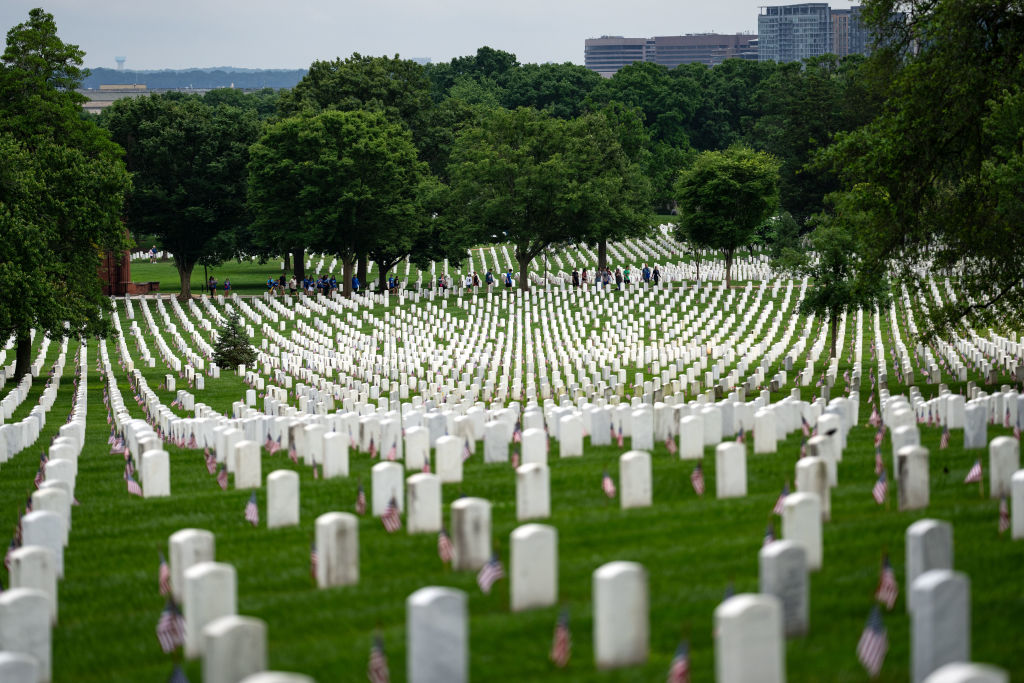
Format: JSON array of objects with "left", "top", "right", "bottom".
[{"left": 1, "top": 1, "right": 859, "bottom": 70}]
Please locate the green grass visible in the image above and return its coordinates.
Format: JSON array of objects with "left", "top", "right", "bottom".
[{"left": 2, "top": 274, "right": 1023, "bottom": 681}]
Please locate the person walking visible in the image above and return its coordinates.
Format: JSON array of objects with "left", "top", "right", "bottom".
[
  {"left": 642, "top": 264, "right": 651, "bottom": 284},
  {"left": 208, "top": 276, "right": 217, "bottom": 296},
  {"left": 504, "top": 269, "right": 514, "bottom": 290},
  {"left": 653, "top": 265, "right": 661, "bottom": 286},
  {"left": 288, "top": 276, "right": 297, "bottom": 295},
  {"left": 615, "top": 268, "right": 623, "bottom": 290},
  {"left": 623, "top": 266, "right": 631, "bottom": 285},
  {"left": 581, "top": 268, "right": 588, "bottom": 287},
  {"left": 224, "top": 278, "right": 231, "bottom": 294},
  {"left": 572, "top": 268, "right": 580, "bottom": 288},
  {"left": 485, "top": 269, "right": 494, "bottom": 292}
]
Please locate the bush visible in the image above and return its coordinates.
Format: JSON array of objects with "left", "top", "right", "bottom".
[{"left": 212, "top": 310, "right": 257, "bottom": 369}]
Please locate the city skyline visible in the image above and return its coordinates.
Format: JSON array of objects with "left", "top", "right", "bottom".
[{"left": 0, "top": 0, "right": 861, "bottom": 71}]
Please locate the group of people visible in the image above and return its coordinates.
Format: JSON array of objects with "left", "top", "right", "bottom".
[
  {"left": 263, "top": 274, "right": 338, "bottom": 296},
  {"left": 207, "top": 276, "right": 231, "bottom": 295},
  {"left": 434, "top": 269, "right": 516, "bottom": 293},
  {"left": 571, "top": 264, "right": 660, "bottom": 290}
]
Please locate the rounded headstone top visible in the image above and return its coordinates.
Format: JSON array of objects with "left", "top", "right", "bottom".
[
  {"left": 407, "top": 585, "right": 467, "bottom": 608},
  {"left": 921, "top": 661, "right": 1008, "bottom": 683},
  {"left": 714, "top": 592, "right": 782, "bottom": 620},
  {"left": 593, "top": 560, "right": 646, "bottom": 581},
  {"left": 451, "top": 496, "right": 490, "bottom": 511},
  {"left": 239, "top": 673, "right": 315, "bottom": 683}
]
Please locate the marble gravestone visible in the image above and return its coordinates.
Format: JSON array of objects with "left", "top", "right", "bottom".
[{"left": 406, "top": 587, "right": 468, "bottom": 683}]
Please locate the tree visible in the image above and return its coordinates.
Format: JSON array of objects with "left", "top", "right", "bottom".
[
  {"left": 248, "top": 109, "right": 431, "bottom": 296},
  {"left": 775, "top": 192, "right": 890, "bottom": 358},
  {"left": 449, "top": 106, "right": 651, "bottom": 290},
  {"left": 102, "top": 94, "right": 261, "bottom": 298},
  {"left": 673, "top": 146, "right": 780, "bottom": 286},
  {"left": 823, "top": 0, "right": 1024, "bottom": 337},
  {"left": 0, "top": 9, "right": 130, "bottom": 379},
  {"left": 213, "top": 310, "right": 257, "bottom": 369}
]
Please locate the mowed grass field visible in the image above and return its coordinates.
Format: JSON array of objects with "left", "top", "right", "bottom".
[{"left": 2, "top": 272, "right": 1023, "bottom": 681}]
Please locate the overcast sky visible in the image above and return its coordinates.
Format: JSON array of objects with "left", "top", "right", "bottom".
[{"left": 1, "top": 1, "right": 860, "bottom": 70}]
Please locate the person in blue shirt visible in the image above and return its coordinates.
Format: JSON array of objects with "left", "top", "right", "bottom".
[
  {"left": 224, "top": 278, "right": 232, "bottom": 293},
  {"left": 352, "top": 275, "right": 360, "bottom": 292},
  {"left": 642, "top": 265, "right": 651, "bottom": 283}
]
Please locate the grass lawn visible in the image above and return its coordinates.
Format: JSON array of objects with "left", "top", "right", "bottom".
[{"left": 2, "top": 274, "right": 1021, "bottom": 681}]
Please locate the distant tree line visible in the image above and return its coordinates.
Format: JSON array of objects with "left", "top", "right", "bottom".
[{"left": 81, "top": 67, "right": 307, "bottom": 90}]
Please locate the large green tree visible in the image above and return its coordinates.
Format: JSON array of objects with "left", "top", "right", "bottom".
[
  {"left": 0, "top": 9, "right": 130, "bottom": 379},
  {"left": 775, "top": 191, "right": 890, "bottom": 358},
  {"left": 103, "top": 93, "right": 261, "bottom": 298},
  {"left": 248, "top": 109, "right": 432, "bottom": 296},
  {"left": 673, "top": 146, "right": 780, "bottom": 286},
  {"left": 449, "top": 106, "right": 651, "bottom": 290},
  {"left": 824, "top": 0, "right": 1024, "bottom": 337}
]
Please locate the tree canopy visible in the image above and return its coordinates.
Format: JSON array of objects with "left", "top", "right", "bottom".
[
  {"left": 102, "top": 93, "right": 262, "bottom": 298},
  {"left": 673, "top": 146, "right": 780, "bottom": 286},
  {"left": 0, "top": 9, "right": 130, "bottom": 378}
]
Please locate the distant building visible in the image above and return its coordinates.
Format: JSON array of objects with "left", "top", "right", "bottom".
[
  {"left": 758, "top": 3, "right": 871, "bottom": 63},
  {"left": 584, "top": 34, "right": 757, "bottom": 77}
]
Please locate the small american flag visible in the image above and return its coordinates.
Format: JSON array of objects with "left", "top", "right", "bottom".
[
  {"left": 800, "top": 437, "right": 807, "bottom": 458},
  {"left": 244, "top": 491, "right": 259, "bottom": 526},
  {"left": 667, "top": 640, "right": 690, "bottom": 683},
  {"left": 264, "top": 433, "right": 275, "bottom": 452},
  {"left": 438, "top": 527, "right": 454, "bottom": 564},
  {"left": 381, "top": 497, "right": 401, "bottom": 533},
  {"left": 857, "top": 605, "right": 888, "bottom": 678},
  {"left": 874, "top": 554, "right": 898, "bottom": 610},
  {"left": 158, "top": 552, "right": 171, "bottom": 596},
  {"left": 801, "top": 415, "right": 811, "bottom": 437},
  {"left": 872, "top": 471, "right": 887, "bottom": 504},
  {"left": 367, "top": 635, "right": 390, "bottom": 683},
  {"left": 601, "top": 470, "right": 616, "bottom": 498},
  {"left": 874, "top": 447, "right": 884, "bottom": 475},
  {"left": 550, "top": 608, "right": 571, "bottom": 668},
  {"left": 874, "top": 428, "right": 884, "bottom": 448},
  {"left": 463, "top": 438, "right": 473, "bottom": 461},
  {"left": 665, "top": 436, "right": 677, "bottom": 454},
  {"left": 34, "top": 466, "right": 45, "bottom": 489},
  {"left": 512, "top": 421, "right": 522, "bottom": 443},
  {"left": 205, "top": 449, "right": 217, "bottom": 475},
  {"left": 386, "top": 440, "right": 397, "bottom": 461},
  {"left": 736, "top": 426, "right": 745, "bottom": 444},
  {"left": 964, "top": 459, "right": 982, "bottom": 484},
  {"left": 355, "top": 484, "right": 367, "bottom": 515},
  {"left": 288, "top": 445, "right": 298, "bottom": 464},
  {"left": 511, "top": 451, "right": 520, "bottom": 468},
  {"left": 217, "top": 464, "right": 228, "bottom": 490},
  {"left": 310, "top": 542, "right": 318, "bottom": 583},
  {"left": 690, "top": 464, "right": 705, "bottom": 496},
  {"left": 999, "top": 497, "right": 1010, "bottom": 534},
  {"left": 477, "top": 553, "right": 505, "bottom": 594},
  {"left": 126, "top": 475, "right": 143, "bottom": 497},
  {"left": 1014, "top": 423, "right": 1021, "bottom": 441},
  {"left": 763, "top": 521, "right": 775, "bottom": 546},
  {"left": 268, "top": 436, "right": 280, "bottom": 455},
  {"left": 187, "top": 433, "right": 199, "bottom": 449},
  {"left": 940, "top": 426, "right": 950, "bottom": 450},
  {"left": 617, "top": 424, "right": 624, "bottom": 448},
  {"left": 313, "top": 464, "right": 319, "bottom": 479},
  {"left": 868, "top": 406, "right": 881, "bottom": 428},
  {"left": 1005, "top": 407, "right": 1011, "bottom": 428},
  {"left": 155, "top": 599, "right": 185, "bottom": 653},
  {"left": 772, "top": 482, "right": 789, "bottom": 515},
  {"left": 368, "top": 438, "right": 377, "bottom": 459}
]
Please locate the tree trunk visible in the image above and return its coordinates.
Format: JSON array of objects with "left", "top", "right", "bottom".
[
  {"left": 829, "top": 312, "right": 839, "bottom": 359},
  {"left": 377, "top": 261, "right": 389, "bottom": 293},
  {"left": 342, "top": 257, "right": 354, "bottom": 297},
  {"left": 598, "top": 239, "right": 607, "bottom": 273},
  {"left": 293, "top": 248, "right": 305, "bottom": 283},
  {"left": 13, "top": 330, "right": 31, "bottom": 381},
  {"left": 517, "top": 251, "right": 531, "bottom": 292},
  {"left": 725, "top": 247, "right": 734, "bottom": 288},
  {"left": 283, "top": 250, "right": 291, "bottom": 271},
  {"left": 695, "top": 250, "right": 701, "bottom": 282},
  {"left": 358, "top": 254, "right": 368, "bottom": 289},
  {"left": 177, "top": 259, "right": 195, "bottom": 300}
]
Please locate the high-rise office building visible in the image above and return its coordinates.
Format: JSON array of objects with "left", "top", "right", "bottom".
[
  {"left": 584, "top": 34, "right": 757, "bottom": 77},
  {"left": 758, "top": 3, "right": 871, "bottom": 63},
  {"left": 757, "top": 3, "right": 833, "bottom": 63}
]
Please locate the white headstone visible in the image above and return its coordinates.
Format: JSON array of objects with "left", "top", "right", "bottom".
[
  {"left": 678, "top": 415, "right": 704, "bottom": 459},
  {"left": 404, "top": 426, "right": 429, "bottom": 471},
  {"left": 515, "top": 463, "right": 550, "bottom": 521},
  {"left": 558, "top": 415, "right": 583, "bottom": 457},
  {"left": 322, "top": 431, "right": 349, "bottom": 478},
  {"left": 450, "top": 497, "right": 491, "bottom": 571},
  {"left": 1013, "top": 470, "right": 1024, "bottom": 540},
  {"left": 715, "top": 442, "right": 747, "bottom": 498},
  {"left": 754, "top": 409, "right": 777, "bottom": 454},
  {"left": 911, "top": 569, "right": 970, "bottom": 683},
  {"left": 922, "top": 662, "right": 1008, "bottom": 683},
  {"left": 509, "top": 524, "right": 557, "bottom": 612},
  {"left": 183, "top": 561, "right": 237, "bottom": 659},
  {"left": 714, "top": 594, "right": 785, "bottom": 683},
  {"left": 9, "top": 545, "right": 58, "bottom": 624},
  {"left": 142, "top": 449, "right": 171, "bottom": 498},
  {"left": 202, "top": 615, "right": 267, "bottom": 683},
  {"left": 0, "top": 652, "right": 38, "bottom": 683},
  {"left": 406, "top": 587, "right": 467, "bottom": 683},
  {"left": 905, "top": 519, "right": 953, "bottom": 613},
  {"left": 593, "top": 561, "right": 648, "bottom": 669},
  {"left": 631, "top": 409, "right": 653, "bottom": 451},
  {"left": 988, "top": 436, "right": 1019, "bottom": 499},
  {"left": 795, "top": 456, "right": 831, "bottom": 522},
  {"left": 758, "top": 540, "right": 808, "bottom": 638},
  {"left": 266, "top": 470, "right": 299, "bottom": 528},
  {"left": 314, "top": 512, "right": 359, "bottom": 588},
  {"left": 434, "top": 435, "right": 463, "bottom": 483},
  {"left": 371, "top": 462, "right": 404, "bottom": 516},
  {"left": 782, "top": 492, "right": 822, "bottom": 571},
  {"left": 897, "top": 445, "right": 930, "bottom": 511},
  {"left": 406, "top": 473, "right": 442, "bottom": 534},
  {"left": 234, "top": 441, "right": 261, "bottom": 490},
  {"left": 21, "top": 511, "right": 64, "bottom": 579},
  {"left": 170, "top": 528, "right": 215, "bottom": 604},
  {"left": 619, "top": 450, "right": 652, "bottom": 509},
  {"left": 0, "top": 588, "right": 50, "bottom": 683},
  {"left": 521, "top": 427, "right": 547, "bottom": 465}
]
